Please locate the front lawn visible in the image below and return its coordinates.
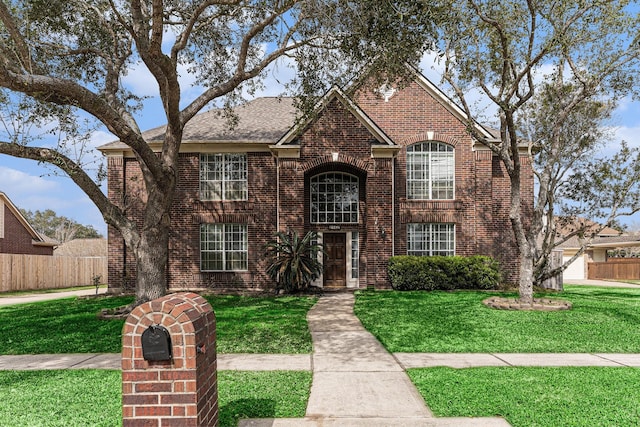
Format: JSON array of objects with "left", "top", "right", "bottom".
[
  {"left": 0, "top": 370, "right": 311, "bottom": 427},
  {"left": 0, "top": 294, "right": 316, "bottom": 355},
  {"left": 409, "top": 367, "right": 640, "bottom": 427},
  {"left": 354, "top": 286, "right": 640, "bottom": 353}
]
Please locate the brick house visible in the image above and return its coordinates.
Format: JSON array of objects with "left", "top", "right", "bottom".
[
  {"left": 0, "top": 192, "right": 55, "bottom": 255},
  {"left": 100, "top": 69, "right": 533, "bottom": 293}
]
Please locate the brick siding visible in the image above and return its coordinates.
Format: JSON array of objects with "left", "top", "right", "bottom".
[
  {"left": 107, "top": 78, "right": 532, "bottom": 291},
  {"left": 0, "top": 204, "right": 53, "bottom": 256}
]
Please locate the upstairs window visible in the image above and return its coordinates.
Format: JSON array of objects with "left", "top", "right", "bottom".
[
  {"left": 200, "top": 154, "right": 247, "bottom": 201},
  {"left": 407, "top": 142, "right": 454, "bottom": 200},
  {"left": 310, "top": 172, "right": 359, "bottom": 224}
]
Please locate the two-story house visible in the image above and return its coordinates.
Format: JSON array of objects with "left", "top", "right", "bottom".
[{"left": 100, "top": 69, "right": 533, "bottom": 293}]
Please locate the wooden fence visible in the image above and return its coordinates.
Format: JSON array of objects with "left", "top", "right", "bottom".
[
  {"left": 0, "top": 254, "right": 107, "bottom": 293},
  {"left": 588, "top": 258, "right": 640, "bottom": 280}
]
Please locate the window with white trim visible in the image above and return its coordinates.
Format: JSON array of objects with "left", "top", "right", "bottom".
[
  {"left": 351, "top": 231, "right": 359, "bottom": 279},
  {"left": 200, "top": 153, "right": 247, "bottom": 201},
  {"left": 200, "top": 224, "right": 248, "bottom": 271},
  {"left": 407, "top": 223, "right": 455, "bottom": 256},
  {"left": 310, "top": 172, "right": 359, "bottom": 224},
  {"left": 407, "top": 142, "right": 454, "bottom": 200}
]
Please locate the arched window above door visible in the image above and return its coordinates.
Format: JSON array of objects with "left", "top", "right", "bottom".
[{"left": 310, "top": 172, "right": 359, "bottom": 224}]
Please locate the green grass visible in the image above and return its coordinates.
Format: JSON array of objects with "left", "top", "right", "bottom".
[
  {"left": 0, "top": 370, "right": 311, "bottom": 427},
  {"left": 211, "top": 295, "right": 316, "bottom": 354},
  {"left": 354, "top": 286, "right": 640, "bottom": 353},
  {"left": 218, "top": 371, "right": 311, "bottom": 426},
  {"left": 0, "top": 370, "right": 122, "bottom": 427},
  {"left": 408, "top": 367, "right": 640, "bottom": 427},
  {"left": 0, "top": 294, "right": 316, "bottom": 355},
  {"left": 0, "top": 296, "right": 133, "bottom": 354}
]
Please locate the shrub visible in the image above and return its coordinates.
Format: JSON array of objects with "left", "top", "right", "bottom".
[
  {"left": 264, "top": 230, "right": 324, "bottom": 293},
  {"left": 388, "top": 255, "right": 501, "bottom": 291}
]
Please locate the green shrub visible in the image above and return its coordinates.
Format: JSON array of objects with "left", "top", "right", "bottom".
[
  {"left": 264, "top": 230, "right": 324, "bottom": 293},
  {"left": 387, "top": 255, "right": 501, "bottom": 290}
]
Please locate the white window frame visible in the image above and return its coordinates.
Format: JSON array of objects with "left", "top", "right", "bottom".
[
  {"left": 406, "top": 142, "right": 454, "bottom": 200},
  {"left": 407, "top": 223, "right": 455, "bottom": 256},
  {"left": 351, "top": 231, "right": 359, "bottom": 280},
  {"left": 200, "top": 223, "right": 248, "bottom": 271},
  {"left": 310, "top": 172, "right": 359, "bottom": 224},
  {"left": 200, "top": 153, "right": 248, "bottom": 201}
]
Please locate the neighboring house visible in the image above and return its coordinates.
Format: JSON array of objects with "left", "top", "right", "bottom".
[
  {"left": 54, "top": 238, "right": 107, "bottom": 257},
  {"left": 99, "top": 68, "right": 533, "bottom": 293},
  {"left": 558, "top": 223, "right": 640, "bottom": 280},
  {"left": 0, "top": 192, "right": 56, "bottom": 256}
]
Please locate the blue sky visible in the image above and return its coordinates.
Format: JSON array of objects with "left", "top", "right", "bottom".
[{"left": 1, "top": 54, "right": 640, "bottom": 236}]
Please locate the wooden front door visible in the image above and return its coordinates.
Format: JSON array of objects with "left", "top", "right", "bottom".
[{"left": 323, "top": 233, "right": 346, "bottom": 288}]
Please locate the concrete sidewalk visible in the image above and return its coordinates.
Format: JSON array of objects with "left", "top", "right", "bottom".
[
  {"left": 2, "top": 351, "right": 640, "bottom": 371},
  {"left": 0, "top": 287, "right": 107, "bottom": 306}
]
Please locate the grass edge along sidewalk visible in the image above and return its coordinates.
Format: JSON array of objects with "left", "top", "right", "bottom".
[
  {"left": 0, "top": 369, "right": 312, "bottom": 427},
  {"left": 354, "top": 285, "right": 640, "bottom": 353},
  {"left": 408, "top": 366, "right": 640, "bottom": 427},
  {"left": 0, "top": 294, "right": 317, "bottom": 355}
]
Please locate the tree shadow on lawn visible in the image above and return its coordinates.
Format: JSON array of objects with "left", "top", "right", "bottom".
[{"left": 219, "top": 398, "right": 278, "bottom": 427}]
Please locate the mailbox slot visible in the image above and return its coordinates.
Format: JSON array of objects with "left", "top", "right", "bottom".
[{"left": 141, "top": 325, "right": 172, "bottom": 361}]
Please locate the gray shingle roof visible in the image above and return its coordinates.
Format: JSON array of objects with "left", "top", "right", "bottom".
[{"left": 99, "top": 97, "right": 298, "bottom": 151}]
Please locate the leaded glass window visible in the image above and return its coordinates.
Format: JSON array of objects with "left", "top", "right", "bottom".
[{"left": 310, "top": 173, "right": 359, "bottom": 224}]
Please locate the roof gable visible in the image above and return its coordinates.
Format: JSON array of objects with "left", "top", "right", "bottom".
[
  {"left": 275, "top": 86, "right": 395, "bottom": 147},
  {"left": 0, "top": 192, "right": 48, "bottom": 243},
  {"left": 409, "top": 67, "right": 497, "bottom": 142}
]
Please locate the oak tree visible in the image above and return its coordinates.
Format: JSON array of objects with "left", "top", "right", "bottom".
[
  {"left": 0, "top": 0, "right": 433, "bottom": 306},
  {"left": 432, "top": 0, "right": 640, "bottom": 303}
]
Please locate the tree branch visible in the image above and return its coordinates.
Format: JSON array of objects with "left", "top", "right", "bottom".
[{"left": 0, "top": 141, "right": 136, "bottom": 237}]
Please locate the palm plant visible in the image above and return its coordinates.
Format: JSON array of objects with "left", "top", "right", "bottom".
[{"left": 264, "top": 230, "right": 324, "bottom": 293}]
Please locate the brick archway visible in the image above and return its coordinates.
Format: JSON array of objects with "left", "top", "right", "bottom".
[{"left": 301, "top": 152, "right": 371, "bottom": 174}]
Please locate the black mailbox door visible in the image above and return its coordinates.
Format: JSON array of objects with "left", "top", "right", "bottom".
[{"left": 141, "top": 325, "right": 172, "bottom": 361}]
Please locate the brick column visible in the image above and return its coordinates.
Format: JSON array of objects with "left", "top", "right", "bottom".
[{"left": 122, "top": 292, "right": 218, "bottom": 427}]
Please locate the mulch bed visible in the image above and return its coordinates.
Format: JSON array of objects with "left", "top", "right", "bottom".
[{"left": 483, "top": 296, "right": 572, "bottom": 311}]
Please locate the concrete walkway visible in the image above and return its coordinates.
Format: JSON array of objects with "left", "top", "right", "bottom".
[
  {"left": 567, "top": 279, "right": 640, "bottom": 288},
  {"left": 240, "top": 293, "right": 510, "bottom": 427}
]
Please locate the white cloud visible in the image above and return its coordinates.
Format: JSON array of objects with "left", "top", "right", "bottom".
[
  {"left": 0, "top": 166, "right": 58, "bottom": 194},
  {"left": 613, "top": 125, "right": 640, "bottom": 150},
  {"left": 121, "top": 61, "right": 160, "bottom": 97}
]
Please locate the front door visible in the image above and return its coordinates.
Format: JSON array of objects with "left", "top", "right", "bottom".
[{"left": 323, "top": 233, "right": 346, "bottom": 288}]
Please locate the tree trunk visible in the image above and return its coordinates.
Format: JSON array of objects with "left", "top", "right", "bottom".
[
  {"left": 134, "top": 220, "right": 170, "bottom": 305},
  {"left": 518, "top": 239, "right": 535, "bottom": 305}
]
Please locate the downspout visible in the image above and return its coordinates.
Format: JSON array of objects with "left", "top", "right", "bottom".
[
  {"left": 274, "top": 153, "right": 280, "bottom": 232},
  {"left": 392, "top": 156, "right": 395, "bottom": 256}
]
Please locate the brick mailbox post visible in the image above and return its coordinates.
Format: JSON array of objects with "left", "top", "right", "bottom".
[{"left": 122, "top": 292, "right": 218, "bottom": 426}]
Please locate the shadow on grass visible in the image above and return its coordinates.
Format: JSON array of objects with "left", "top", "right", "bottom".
[{"left": 219, "top": 398, "right": 277, "bottom": 427}]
